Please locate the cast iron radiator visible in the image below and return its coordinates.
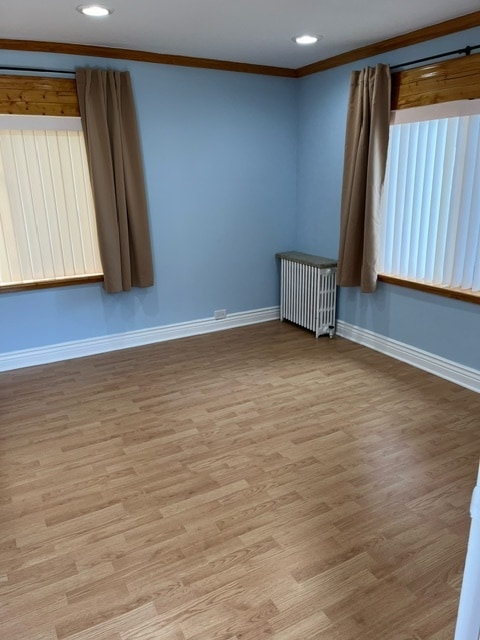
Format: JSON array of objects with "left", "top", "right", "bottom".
[{"left": 276, "top": 251, "right": 337, "bottom": 338}]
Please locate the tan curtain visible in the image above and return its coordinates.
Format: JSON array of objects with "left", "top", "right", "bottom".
[
  {"left": 76, "top": 68, "right": 154, "bottom": 293},
  {"left": 337, "top": 64, "right": 391, "bottom": 293}
]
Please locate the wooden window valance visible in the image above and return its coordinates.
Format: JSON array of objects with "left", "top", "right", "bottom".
[
  {"left": 0, "top": 75, "right": 79, "bottom": 116},
  {"left": 392, "top": 51, "right": 480, "bottom": 109}
]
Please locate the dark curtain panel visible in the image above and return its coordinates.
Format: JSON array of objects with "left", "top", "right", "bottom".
[
  {"left": 337, "top": 64, "right": 391, "bottom": 293},
  {"left": 76, "top": 68, "right": 154, "bottom": 293}
]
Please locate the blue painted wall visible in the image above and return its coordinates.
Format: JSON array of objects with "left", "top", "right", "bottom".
[
  {"left": 0, "top": 50, "right": 297, "bottom": 352},
  {"left": 296, "top": 27, "right": 480, "bottom": 371},
  {"left": 1, "top": 29, "right": 479, "bottom": 371}
]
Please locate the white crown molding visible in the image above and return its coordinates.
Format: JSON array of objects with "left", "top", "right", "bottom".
[
  {"left": 336, "top": 319, "right": 480, "bottom": 393},
  {"left": 0, "top": 306, "right": 280, "bottom": 371}
]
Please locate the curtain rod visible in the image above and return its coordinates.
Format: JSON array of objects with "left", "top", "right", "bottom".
[
  {"left": 2, "top": 42, "right": 480, "bottom": 76},
  {"left": 0, "top": 65, "right": 75, "bottom": 76},
  {"left": 391, "top": 44, "right": 480, "bottom": 71}
]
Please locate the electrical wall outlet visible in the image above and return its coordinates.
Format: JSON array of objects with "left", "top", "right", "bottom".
[{"left": 214, "top": 309, "right": 227, "bottom": 320}]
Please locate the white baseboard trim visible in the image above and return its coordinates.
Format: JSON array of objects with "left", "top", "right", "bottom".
[
  {"left": 0, "top": 306, "right": 280, "bottom": 372},
  {"left": 4, "top": 311, "right": 477, "bottom": 392},
  {"left": 336, "top": 319, "right": 480, "bottom": 393}
]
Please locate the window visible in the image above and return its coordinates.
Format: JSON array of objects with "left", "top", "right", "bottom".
[
  {"left": 379, "top": 100, "right": 480, "bottom": 296},
  {"left": 0, "top": 75, "right": 103, "bottom": 292},
  {"left": 0, "top": 114, "right": 102, "bottom": 290}
]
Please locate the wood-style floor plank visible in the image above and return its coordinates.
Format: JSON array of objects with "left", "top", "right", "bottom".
[{"left": 1, "top": 321, "right": 479, "bottom": 639}]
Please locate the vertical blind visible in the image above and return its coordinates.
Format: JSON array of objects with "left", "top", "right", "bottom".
[
  {"left": 380, "top": 109, "right": 480, "bottom": 293},
  {"left": 0, "top": 115, "right": 102, "bottom": 286}
]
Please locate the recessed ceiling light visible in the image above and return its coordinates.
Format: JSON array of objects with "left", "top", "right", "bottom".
[
  {"left": 293, "top": 34, "right": 322, "bottom": 46},
  {"left": 76, "top": 4, "right": 113, "bottom": 17}
]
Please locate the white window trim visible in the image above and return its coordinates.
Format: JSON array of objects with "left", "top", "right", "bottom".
[{"left": 391, "top": 99, "right": 480, "bottom": 124}]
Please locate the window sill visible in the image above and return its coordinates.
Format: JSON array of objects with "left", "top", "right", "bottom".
[
  {"left": 0, "top": 275, "right": 104, "bottom": 294},
  {"left": 378, "top": 274, "right": 480, "bottom": 305}
]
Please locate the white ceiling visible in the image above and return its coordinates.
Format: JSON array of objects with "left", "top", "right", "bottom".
[{"left": 1, "top": 0, "right": 479, "bottom": 69}]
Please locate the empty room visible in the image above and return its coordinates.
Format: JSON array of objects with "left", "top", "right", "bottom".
[{"left": 1, "top": 2, "right": 480, "bottom": 639}]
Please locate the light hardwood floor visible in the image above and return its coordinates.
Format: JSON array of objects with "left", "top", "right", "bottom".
[{"left": 1, "top": 321, "right": 479, "bottom": 640}]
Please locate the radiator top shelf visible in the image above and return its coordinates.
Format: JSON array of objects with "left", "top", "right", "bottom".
[{"left": 276, "top": 251, "right": 337, "bottom": 269}]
